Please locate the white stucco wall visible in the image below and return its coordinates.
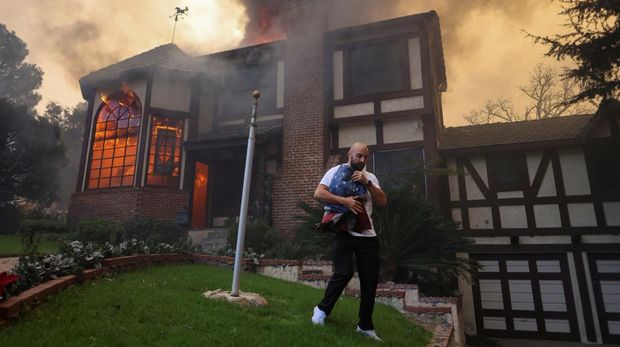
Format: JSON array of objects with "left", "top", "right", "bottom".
[
  {"left": 468, "top": 207, "right": 493, "bottom": 229},
  {"left": 518, "top": 236, "right": 571, "bottom": 244},
  {"left": 533, "top": 204, "right": 562, "bottom": 228},
  {"left": 527, "top": 151, "right": 543, "bottom": 184},
  {"left": 499, "top": 205, "right": 527, "bottom": 228},
  {"left": 470, "top": 155, "right": 489, "bottom": 187},
  {"left": 567, "top": 203, "right": 597, "bottom": 227},
  {"left": 603, "top": 201, "right": 620, "bottom": 226},
  {"left": 382, "top": 117, "right": 424, "bottom": 143},
  {"left": 150, "top": 72, "right": 192, "bottom": 112},
  {"left": 333, "top": 51, "right": 343, "bottom": 100},
  {"left": 497, "top": 191, "right": 524, "bottom": 199},
  {"left": 448, "top": 158, "right": 459, "bottom": 201},
  {"left": 408, "top": 37, "right": 423, "bottom": 90},
  {"left": 581, "top": 234, "right": 620, "bottom": 243},
  {"left": 456, "top": 252, "right": 477, "bottom": 335},
  {"left": 334, "top": 102, "right": 374, "bottom": 118},
  {"left": 464, "top": 166, "right": 485, "bottom": 200},
  {"left": 526, "top": 151, "right": 557, "bottom": 197},
  {"left": 338, "top": 123, "right": 376, "bottom": 148},
  {"left": 380, "top": 96, "right": 424, "bottom": 113},
  {"left": 452, "top": 208, "right": 463, "bottom": 229},
  {"left": 471, "top": 237, "right": 511, "bottom": 245},
  {"left": 559, "top": 148, "right": 591, "bottom": 196}
]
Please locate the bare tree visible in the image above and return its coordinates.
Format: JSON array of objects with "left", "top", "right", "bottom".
[{"left": 464, "top": 64, "right": 594, "bottom": 125}]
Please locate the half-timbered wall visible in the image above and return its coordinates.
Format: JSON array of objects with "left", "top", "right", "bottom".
[{"left": 447, "top": 113, "right": 620, "bottom": 344}]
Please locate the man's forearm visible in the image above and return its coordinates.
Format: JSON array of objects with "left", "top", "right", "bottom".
[
  {"left": 314, "top": 185, "right": 345, "bottom": 205},
  {"left": 367, "top": 183, "right": 387, "bottom": 207}
]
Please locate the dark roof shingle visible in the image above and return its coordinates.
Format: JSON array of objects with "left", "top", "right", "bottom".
[
  {"left": 80, "top": 44, "right": 195, "bottom": 86},
  {"left": 439, "top": 115, "right": 594, "bottom": 152}
]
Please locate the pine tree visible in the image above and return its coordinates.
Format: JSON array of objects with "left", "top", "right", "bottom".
[{"left": 528, "top": 0, "right": 620, "bottom": 103}]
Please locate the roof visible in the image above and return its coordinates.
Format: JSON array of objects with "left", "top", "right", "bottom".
[
  {"left": 439, "top": 114, "right": 595, "bottom": 153},
  {"left": 80, "top": 44, "right": 195, "bottom": 86}
]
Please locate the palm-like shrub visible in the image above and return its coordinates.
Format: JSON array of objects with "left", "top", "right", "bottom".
[{"left": 373, "top": 186, "right": 477, "bottom": 296}]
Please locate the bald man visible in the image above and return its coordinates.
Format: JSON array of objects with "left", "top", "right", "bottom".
[{"left": 311, "top": 142, "right": 387, "bottom": 342}]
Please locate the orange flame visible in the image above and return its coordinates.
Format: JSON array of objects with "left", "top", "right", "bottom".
[{"left": 99, "top": 93, "right": 113, "bottom": 113}]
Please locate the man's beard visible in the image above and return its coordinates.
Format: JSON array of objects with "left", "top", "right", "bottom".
[{"left": 351, "top": 162, "right": 365, "bottom": 171}]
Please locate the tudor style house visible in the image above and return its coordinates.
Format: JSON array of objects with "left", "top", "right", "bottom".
[
  {"left": 68, "top": 7, "right": 446, "bottom": 230},
  {"left": 441, "top": 105, "right": 620, "bottom": 344},
  {"left": 67, "top": 2, "right": 620, "bottom": 344}
]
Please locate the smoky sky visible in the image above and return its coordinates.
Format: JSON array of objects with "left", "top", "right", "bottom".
[{"left": 0, "top": 0, "right": 568, "bottom": 125}]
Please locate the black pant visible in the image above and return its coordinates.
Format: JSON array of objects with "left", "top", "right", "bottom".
[{"left": 317, "top": 232, "right": 379, "bottom": 330}]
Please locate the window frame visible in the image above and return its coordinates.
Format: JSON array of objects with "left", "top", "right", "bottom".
[
  {"left": 487, "top": 152, "right": 528, "bottom": 192},
  {"left": 86, "top": 89, "right": 142, "bottom": 190},
  {"left": 372, "top": 147, "right": 426, "bottom": 194},
  {"left": 586, "top": 138, "right": 620, "bottom": 200},
  {"left": 342, "top": 37, "right": 411, "bottom": 100},
  {"left": 215, "top": 62, "right": 278, "bottom": 126},
  {"left": 145, "top": 114, "right": 186, "bottom": 188}
]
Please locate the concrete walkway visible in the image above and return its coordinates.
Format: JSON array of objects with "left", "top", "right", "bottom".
[
  {"left": 0, "top": 257, "right": 18, "bottom": 273},
  {"left": 496, "top": 338, "right": 619, "bottom": 347}
]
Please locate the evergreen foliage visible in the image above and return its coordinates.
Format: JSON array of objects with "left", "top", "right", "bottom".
[
  {"left": 373, "top": 186, "right": 477, "bottom": 296},
  {"left": 528, "top": 0, "right": 620, "bottom": 103}
]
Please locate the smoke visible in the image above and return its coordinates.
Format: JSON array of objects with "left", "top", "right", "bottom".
[
  {"left": 0, "top": 0, "right": 247, "bottom": 110},
  {"left": 239, "top": 0, "right": 286, "bottom": 45},
  {"left": 238, "top": 0, "right": 569, "bottom": 125},
  {"left": 1, "top": 0, "right": 568, "bottom": 125}
]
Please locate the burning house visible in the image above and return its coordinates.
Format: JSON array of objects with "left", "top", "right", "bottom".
[{"left": 67, "top": 1, "right": 620, "bottom": 344}]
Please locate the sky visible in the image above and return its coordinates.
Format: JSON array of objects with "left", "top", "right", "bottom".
[{"left": 0, "top": 0, "right": 572, "bottom": 126}]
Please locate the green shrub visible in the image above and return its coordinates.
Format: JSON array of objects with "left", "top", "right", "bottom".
[
  {"left": 281, "top": 201, "right": 332, "bottom": 260},
  {"left": 19, "top": 219, "right": 66, "bottom": 235},
  {"left": 71, "top": 219, "right": 120, "bottom": 245},
  {"left": 121, "top": 217, "right": 186, "bottom": 244},
  {"left": 373, "top": 185, "right": 478, "bottom": 296},
  {"left": 226, "top": 217, "right": 284, "bottom": 258},
  {"left": 0, "top": 204, "right": 21, "bottom": 234}
]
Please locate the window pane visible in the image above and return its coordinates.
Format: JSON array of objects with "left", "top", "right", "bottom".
[
  {"left": 87, "top": 88, "right": 141, "bottom": 189},
  {"left": 489, "top": 153, "right": 524, "bottom": 191},
  {"left": 349, "top": 40, "right": 405, "bottom": 97},
  {"left": 147, "top": 116, "right": 184, "bottom": 187},
  {"left": 374, "top": 149, "right": 425, "bottom": 194}
]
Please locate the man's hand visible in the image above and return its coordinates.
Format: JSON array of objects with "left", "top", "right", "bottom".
[
  {"left": 351, "top": 171, "right": 369, "bottom": 185},
  {"left": 341, "top": 196, "right": 364, "bottom": 215},
  {"left": 314, "top": 185, "right": 365, "bottom": 214}
]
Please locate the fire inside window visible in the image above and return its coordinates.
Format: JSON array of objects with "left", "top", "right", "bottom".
[
  {"left": 88, "top": 87, "right": 141, "bottom": 189},
  {"left": 147, "top": 117, "right": 184, "bottom": 187}
]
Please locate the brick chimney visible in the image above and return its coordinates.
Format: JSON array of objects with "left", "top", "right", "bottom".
[{"left": 272, "top": 0, "right": 329, "bottom": 234}]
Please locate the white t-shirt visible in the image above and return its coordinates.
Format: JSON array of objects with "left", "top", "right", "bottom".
[{"left": 319, "top": 164, "right": 381, "bottom": 237}]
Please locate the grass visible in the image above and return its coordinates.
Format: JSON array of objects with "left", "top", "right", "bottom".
[
  {"left": 0, "top": 234, "right": 66, "bottom": 256},
  {"left": 0, "top": 264, "right": 431, "bottom": 346}
]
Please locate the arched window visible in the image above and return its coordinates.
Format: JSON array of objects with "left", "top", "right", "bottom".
[{"left": 87, "top": 87, "right": 142, "bottom": 189}]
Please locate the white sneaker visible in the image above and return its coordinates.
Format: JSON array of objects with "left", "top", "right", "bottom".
[
  {"left": 356, "top": 325, "right": 383, "bottom": 342},
  {"left": 311, "top": 306, "right": 326, "bottom": 325}
]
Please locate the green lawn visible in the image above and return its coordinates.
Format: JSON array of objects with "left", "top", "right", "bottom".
[
  {"left": 0, "top": 234, "right": 65, "bottom": 256},
  {"left": 0, "top": 264, "right": 431, "bottom": 346}
]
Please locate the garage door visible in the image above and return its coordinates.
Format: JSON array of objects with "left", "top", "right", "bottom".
[
  {"left": 472, "top": 253, "right": 579, "bottom": 340},
  {"left": 589, "top": 253, "right": 620, "bottom": 344}
]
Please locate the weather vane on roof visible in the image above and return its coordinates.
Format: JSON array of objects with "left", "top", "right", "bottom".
[{"left": 170, "top": 6, "right": 189, "bottom": 44}]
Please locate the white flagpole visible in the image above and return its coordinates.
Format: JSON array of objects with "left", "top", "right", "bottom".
[{"left": 231, "top": 90, "right": 261, "bottom": 297}]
